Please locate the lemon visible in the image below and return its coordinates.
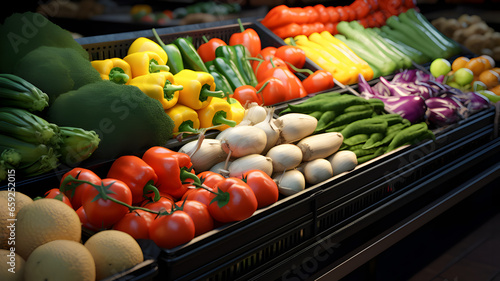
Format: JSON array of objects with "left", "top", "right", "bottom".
[
  {"left": 0, "top": 249, "right": 25, "bottom": 281},
  {"left": 84, "top": 230, "right": 144, "bottom": 280},
  {"left": 15, "top": 198, "right": 81, "bottom": 259},
  {"left": 0, "top": 191, "right": 33, "bottom": 250},
  {"left": 24, "top": 240, "right": 95, "bottom": 281}
]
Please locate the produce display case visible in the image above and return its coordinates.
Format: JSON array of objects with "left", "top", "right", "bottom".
[{"left": 2, "top": 17, "right": 500, "bottom": 281}]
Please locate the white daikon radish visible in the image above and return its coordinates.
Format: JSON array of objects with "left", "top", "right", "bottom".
[
  {"left": 266, "top": 144, "right": 302, "bottom": 173},
  {"left": 302, "top": 159, "right": 334, "bottom": 185},
  {"left": 219, "top": 126, "right": 267, "bottom": 158},
  {"left": 273, "top": 170, "right": 306, "bottom": 196},
  {"left": 228, "top": 154, "right": 273, "bottom": 177},
  {"left": 239, "top": 102, "right": 267, "bottom": 126},
  {"left": 297, "top": 132, "right": 344, "bottom": 162},
  {"left": 209, "top": 160, "right": 232, "bottom": 175},
  {"left": 179, "top": 138, "right": 228, "bottom": 172},
  {"left": 328, "top": 150, "right": 358, "bottom": 176},
  {"left": 276, "top": 113, "right": 318, "bottom": 144},
  {"left": 253, "top": 107, "right": 282, "bottom": 154}
]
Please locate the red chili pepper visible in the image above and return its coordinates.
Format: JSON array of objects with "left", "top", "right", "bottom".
[
  {"left": 255, "top": 77, "right": 287, "bottom": 106},
  {"left": 379, "top": 0, "right": 404, "bottom": 16},
  {"left": 302, "top": 70, "right": 335, "bottom": 94},
  {"left": 260, "top": 5, "right": 293, "bottom": 29},
  {"left": 326, "top": 6, "right": 340, "bottom": 22},
  {"left": 233, "top": 85, "right": 263, "bottom": 106},
  {"left": 270, "top": 23, "right": 302, "bottom": 40},
  {"left": 207, "top": 177, "right": 258, "bottom": 223},
  {"left": 324, "top": 22, "right": 338, "bottom": 34},
  {"left": 197, "top": 36, "right": 227, "bottom": 63},
  {"left": 229, "top": 18, "right": 261, "bottom": 57},
  {"left": 313, "top": 4, "right": 330, "bottom": 23},
  {"left": 344, "top": 6, "right": 357, "bottom": 22},
  {"left": 303, "top": 6, "right": 319, "bottom": 23},
  {"left": 142, "top": 146, "right": 200, "bottom": 199},
  {"left": 351, "top": 0, "right": 371, "bottom": 19},
  {"left": 274, "top": 45, "right": 306, "bottom": 73},
  {"left": 300, "top": 22, "right": 325, "bottom": 37},
  {"left": 336, "top": 6, "right": 349, "bottom": 22},
  {"left": 106, "top": 155, "right": 160, "bottom": 205}
]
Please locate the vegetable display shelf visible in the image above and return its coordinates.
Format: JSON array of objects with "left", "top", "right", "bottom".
[{"left": 2, "top": 18, "right": 499, "bottom": 281}]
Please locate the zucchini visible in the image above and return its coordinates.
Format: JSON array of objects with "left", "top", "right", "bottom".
[
  {"left": 0, "top": 107, "right": 61, "bottom": 146},
  {"left": 0, "top": 74, "right": 49, "bottom": 112},
  {"left": 58, "top": 127, "right": 100, "bottom": 166}
]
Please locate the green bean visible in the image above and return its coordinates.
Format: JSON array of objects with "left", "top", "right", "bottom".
[
  {"left": 344, "top": 134, "right": 369, "bottom": 146},
  {"left": 357, "top": 146, "right": 387, "bottom": 164},
  {"left": 371, "top": 113, "right": 404, "bottom": 126},
  {"left": 343, "top": 104, "right": 373, "bottom": 113},
  {"left": 309, "top": 111, "right": 324, "bottom": 120},
  {"left": 315, "top": 110, "right": 336, "bottom": 132},
  {"left": 325, "top": 124, "right": 348, "bottom": 133},
  {"left": 367, "top": 98, "right": 385, "bottom": 113},
  {"left": 362, "top": 132, "right": 385, "bottom": 149},
  {"left": 323, "top": 109, "right": 373, "bottom": 131},
  {"left": 386, "top": 122, "right": 435, "bottom": 152},
  {"left": 341, "top": 118, "right": 388, "bottom": 139}
]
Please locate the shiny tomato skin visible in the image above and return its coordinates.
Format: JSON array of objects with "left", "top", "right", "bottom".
[
  {"left": 113, "top": 210, "right": 155, "bottom": 240},
  {"left": 240, "top": 169, "right": 279, "bottom": 209},
  {"left": 197, "top": 171, "right": 225, "bottom": 188},
  {"left": 76, "top": 206, "right": 100, "bottom": 232},
  {"left": 61, "top": 168, "right": 101, "bottom": 210},
  {"left": 44, "top": 188, "right": 73, "bottom": 208},
  {"left": 81, "top": 178, "right": 132, "bottom": 229},
  {"left": 175, "top": 200, "right": 214, "bottom": 236},
  {"left": 149, "top": 211, "right": 195, "bottom": 249},
  {"left": 208, "top": 177, "right": 258, "bottom": 223},
  {"left": 141, "top": 196, "right": 174, "bottom": 213}
]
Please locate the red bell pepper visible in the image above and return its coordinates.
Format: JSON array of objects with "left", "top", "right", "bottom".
[
  {"left": 261, "top": 5, "right": 309, "bottom": 29},
  {"left": 302, "top": 69, "right": 335, "bottom": 94},
  {"left": 142, "top": 146, "right": 200, "bottom": 199},
  {"left": 107, "top": 155, "right": 160, "bottom": 205},
  {"left": 208, "top": 177, "right": 258, "bottom": 223},
  {"left": 197, "top": 36, "right": 227, "bottom": 63},
  {"left": 229, "top": 18, "right": 261, "bottom": 57}
]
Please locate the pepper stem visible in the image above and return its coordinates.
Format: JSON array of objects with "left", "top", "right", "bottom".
[
  {"left": 109, "top": 67, "right": 129, "bottom": 84},
  {"left": 149, "top": 60, "right": 170, "bottom": 73},
  {"left": 286, "top": 62, "right": 313, "bottom": 75},
  {"left": 202, "top": 35, "right": 209, "bottom": 43},
  {"left": 142, "top": 180, "right": 161, "bottom": 202},
  {"left": 200, "top": 87, "right": 225, "bottom": 101},
  {"left": 237, "top": 18, "right": 245, "bottom": 33},
  {"left": 179, "top": 168, "right": 201, "bottom": 186},
  {"left": 152, "top": 28, "right": 167, "bottom": 49},
  {"left": 163, "top": 82, "right": 183, "bottom": 101},
  {"left": 212, "top": 111, "right": 237, "bottom": 127},
  {"left": 177, "top": 120, "right": 199, "bottom": 135}
]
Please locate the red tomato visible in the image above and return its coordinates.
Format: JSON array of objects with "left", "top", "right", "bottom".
[
  {"left": 197, "top": 171, "right": 225, "bottom": 188},
  {"left": 44, "top": 188, "right": 73, "bottom": 208},
  {"left": 149, "top": 211, "right": 195, "bottom": 249},
  {"left": 208, "top": 177, "right": 258, "bottom": 223},
  {"left": 113, "top": 210, "right": 155, "bottom": 240},
  {"left": 233, "top": 85, "right": 263, "bottom": 106},
  {"left": 141, "top": 196, "right": 174, "bottom": 213},
  {"left": 76, "top": 206, "right": 100, "bottom": 232},
  {"left": 239, "top": 170, "right": 279, "bottom": 209},
  {"left": 81, "top": 178, "right": 133, "bottom": 229},
  {"left": 181, "top": 187, "right": 213, "bottom": 207},
  {"left": 256, "top": 77, "right": 287, "bottom": 106},
  {"left": 175, "top": 200, "right": 214, "bottom": 236},
  {"left": 61, "top": 168, "right": 101, "bottom": 210},
  {"left": 142, "top": 191, "right": 174, "bottom": 206}
]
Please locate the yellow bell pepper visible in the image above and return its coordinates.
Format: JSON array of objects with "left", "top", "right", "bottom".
[
  {"left": 91, "top": 58, "right": 132, "bottom": 84},
  {"left": 129, "top": 72, "right": 183, "bottom": 110},
  {"left": 226, "top": 97, "right": 245, "bottom": 129},
  {"left": 123, "top": 51, "right": 170, "bottom": 78},
  {"left": 173, "top": 69, "right": 224, "bottom": 110},
  {"left": 165, "top": 104, "right": 200, "bottom": 135},
  {"left": 197, "top": 97, "right": 237, "bottom": 131},
  {"left": 128, "top": 37, "right": 168, "bottom": 65}
]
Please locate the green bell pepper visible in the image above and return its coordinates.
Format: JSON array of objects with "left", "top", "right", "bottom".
[{"left": 215, "top": 45, "right": 257, "bottom": 87}]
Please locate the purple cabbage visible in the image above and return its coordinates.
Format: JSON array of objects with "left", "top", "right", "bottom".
[
  {"left": 425, "top": 97, "right": 463, "bottom": 126},
  {"left": 375, "top": 95, "right": 427, "bottom": 124}
]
